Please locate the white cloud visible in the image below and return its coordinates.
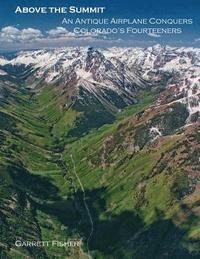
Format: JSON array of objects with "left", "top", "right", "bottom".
[
  {"left": 0, "top": 26, "right": 102, "bottom": 50},
  {"left": 0, "top": 26, "right": 111, "bottom": 47},
  {"left": 47, "top": 27, "right": 100, "bottom": 39},
  {"left": 147, "top": 32, "right": 161, "bottom": 38},
  {"left": 20, "top": 28, "right": 43, "bottom": 41},
  {"left": 0, "top": 26, "right": 20, "bottom": 43},
  {"left": 0, "top": 26, "right": 43, "bottom": 43},
  {"left": 0, "top": 25, "right": 155, "bottom": 50},
  {"left": 47, "top": 27, "right": 76, "bottom": 38}
]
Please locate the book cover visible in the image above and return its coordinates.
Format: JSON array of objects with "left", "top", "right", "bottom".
[{"left": 0, "top": 0, "right": 199, "bottom": 258}]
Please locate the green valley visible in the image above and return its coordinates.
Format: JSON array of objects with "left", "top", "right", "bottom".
[{"left": 0, "top": 47, "right": 199, "bottom": 259}]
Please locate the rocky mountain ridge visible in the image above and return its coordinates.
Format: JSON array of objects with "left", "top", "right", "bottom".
[{"left": 0, "top": 45, "right": 199, "bottom": 124}]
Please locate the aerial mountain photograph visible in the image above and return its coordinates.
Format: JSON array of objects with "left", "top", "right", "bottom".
[{"left": 0, "top": 0, "right": 199, "bottom": 258}]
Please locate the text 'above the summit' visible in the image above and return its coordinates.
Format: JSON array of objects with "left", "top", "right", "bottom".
[{"left": 14, "top": 6, "right": 106, "bottom": 14}]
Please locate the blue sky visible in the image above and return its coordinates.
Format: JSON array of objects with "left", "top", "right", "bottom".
[{"left": 0, "top": 0, "right": 200, "bottom": 50}]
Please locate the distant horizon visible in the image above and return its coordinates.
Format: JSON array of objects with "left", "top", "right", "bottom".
[{"left": 0, "top": 42, "right": 200, "bottom": 54}]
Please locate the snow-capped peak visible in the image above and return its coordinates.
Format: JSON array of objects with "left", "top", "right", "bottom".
[{"left": 0, "top": 46, "right": 199, "bottom": 121}]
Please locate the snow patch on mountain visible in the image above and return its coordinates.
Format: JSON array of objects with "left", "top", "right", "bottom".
[
  {"left": 150, "top": 126, "right": 162, "bottom": 141},
  {"left": 0, "top": 69, "right": 7, "bottom": 75},
  {"left": 76, "top": 69, "right": 93, "bottom": 81}
]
